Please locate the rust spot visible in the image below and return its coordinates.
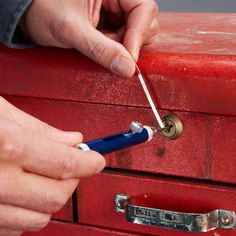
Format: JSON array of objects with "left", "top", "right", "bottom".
[
  {"left": 83, "top": 90, "right": 92, "bottom": 100},
  {"left": 139, "top": 55, "right": 145, "bottom": 60},
  {"left": 157, "top": 147, "right": 165, "bottom": 157},
  {"left": 115, "top": 148, "right": 133, "bottom": 168}
]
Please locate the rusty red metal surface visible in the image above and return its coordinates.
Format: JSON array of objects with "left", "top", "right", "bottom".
[
  {"left": 210, "top": 115, "right": 236, "bottom": 183},
  {"left": 77, "top": 171, "right": 236, "bottom": 236},
  {"left": 6, "top": 96, "right": 236, "bottom": 184},
  {"left": 147, "top": 13, "right": 236, "bottom": 55},
  {"left": 0, "top": 13, "right": 236, "bottom": 116},
  {"left": 0, "top": 12, "right": 235, "bottom": 236},
  {"left": 23, "top": 221, "right": 139, "bottom": 236}
]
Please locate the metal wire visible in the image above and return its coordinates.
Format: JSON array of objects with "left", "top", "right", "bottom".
[{"left": 135, "top": 64, "right": 165, "bottom": 129}]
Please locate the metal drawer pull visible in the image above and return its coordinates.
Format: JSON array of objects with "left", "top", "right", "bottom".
[{"left": 115, "top": 194, "right": 236, "bottom": 233}]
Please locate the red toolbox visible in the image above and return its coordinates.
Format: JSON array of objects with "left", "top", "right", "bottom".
[{"left": 1, "top": 12, "right": 236, "bottom": 235}]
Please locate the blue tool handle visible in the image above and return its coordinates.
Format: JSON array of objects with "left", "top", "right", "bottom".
[{"left": 78, "top": 126, "right": 153, "bottom": 155}]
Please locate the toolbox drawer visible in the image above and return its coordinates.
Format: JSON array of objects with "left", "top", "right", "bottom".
[
  {"left": 7, "top": 96, "right": 236, "bottom": 184},
  {"left": 1, "top": 48, "right": 236, "bottom": 116},
  {"left": 77, "top": 171, "right": 236, "bottom": 236},
  {"left": 0, "top": 12, "right": 236, "bottom": 236}
]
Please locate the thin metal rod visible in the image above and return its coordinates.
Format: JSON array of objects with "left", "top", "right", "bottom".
[{"left": 135, "top": 64, "right": 165, "bottom": 129}]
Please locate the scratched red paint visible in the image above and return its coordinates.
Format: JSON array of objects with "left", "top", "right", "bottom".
[
  {"left": 0, "top": 14, "right": 236, "bottom": 116},
  {"left": 0, "top": 12, "right": 235, "bottom": 236},
  {"left": 146, "top": 13, "right": 236, "bottom": 55},
  {"left": 6, "top": 96, "right": 236, "bottom": 184},
  {"left": 210, "top": 116, "right": 236, "bottom": 184}
]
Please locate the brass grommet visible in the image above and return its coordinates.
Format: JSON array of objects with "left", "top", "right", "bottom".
[{"left": 160, "top": 114, "right": 184, "bottom": 140}]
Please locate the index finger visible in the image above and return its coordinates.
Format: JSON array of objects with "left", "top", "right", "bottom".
[
  {"left": 0, "top": 97, "right": 83, "bottom": 146},
  {"left": 17, "top": 126, "right": 106, "bottom": 179},
  {"left": 119, "top": 0, "right": 158, "bottom": 60}
]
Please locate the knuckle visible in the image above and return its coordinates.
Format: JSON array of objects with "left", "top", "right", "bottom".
[
  {"left": 151, "top": 21, "right": 159, "bottom": 35},
  {"left": 38, "top": 121, "right": 54, "bottom": 137},
  {"left": 145, "top": 36, "right": 156, "bottom": 45},
  {"left": 90, "top": 43, "right": 107, "bottom": 62},
  {"left": 32, "top": 214, "right": 51, "bottom": 231},
  {"left": 51, "top": 15, "right": 75, "bottom": 46},
  {"left": 59, "top": 155, "right": 74, "bottom": 179},
  {"left": 59, "top": 14, "right": 75, "bottom": 30},
  {"left": 0, "top": 123, "right": 25, "bottom": 161},
  {"left": 39, "top": 215, "right": 51, "bottom": 229},
  {"left": 87, "top": 151, "right": 105, "bottom": 176},
  {"left": 50, "top": 191, "right": 69, "bottom": 213},
  {"left": 146, "top": 0, "right": 158, "bottom": 14},
  {"left": 3, "top": 140, "right": 24, "bottom": 160}
]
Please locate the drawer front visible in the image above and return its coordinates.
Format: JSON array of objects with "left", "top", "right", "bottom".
[
  {"left": 211, "top": 115, "right": 236, "bottom": 182},
  {"left": 77, "top": 172, "right": 236, "bottom": 236},
  {"left": 23, "top": 221, "right": 139, "bottom": 236},
  {"left": 1, "top": 47, "right": 235, "bottom": 116},
  {"left": 6, "top": 96, "right": 236, "bottom": 184}
]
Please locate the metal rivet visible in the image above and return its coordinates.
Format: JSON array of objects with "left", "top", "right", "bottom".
[
  {"left": 221, "top": 214, "right": 234, "bottom": 226},
  {"left": 117, "top": 200, "right": 125, "bottom": 210},
  {"left": 115, "top": 194, "right": 130, "bottom": 213}
]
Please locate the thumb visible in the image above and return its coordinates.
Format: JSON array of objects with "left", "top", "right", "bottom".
[{"left": 72, "top": 24, "right": 136, "bottom": 77}]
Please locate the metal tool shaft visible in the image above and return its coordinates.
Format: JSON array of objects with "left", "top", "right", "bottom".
[{"left": 135, "top": 65, "right": 165, "bottom": 129}]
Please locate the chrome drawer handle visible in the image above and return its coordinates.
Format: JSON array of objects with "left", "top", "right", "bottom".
[{"left": 115, "top": 194, "right": 236, "bottom": 233}]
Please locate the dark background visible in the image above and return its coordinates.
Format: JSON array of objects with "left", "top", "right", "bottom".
[{"left": 157, "top": 0, "right": 236, "bottom": 12}]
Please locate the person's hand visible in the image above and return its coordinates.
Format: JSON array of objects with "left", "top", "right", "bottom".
[
  {"left": 0, "top": 97, "right": 105, "bottom": 236},
  {"left": 20, "top": 0, "right": 159, "bottom": 77}
]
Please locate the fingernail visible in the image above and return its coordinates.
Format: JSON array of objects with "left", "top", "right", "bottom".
[
  {"left": 111, "top": 55, "right": 132, "bottom": 77},
  {"left": 133, "top": 50, "right": 140, "bottom": 62}
]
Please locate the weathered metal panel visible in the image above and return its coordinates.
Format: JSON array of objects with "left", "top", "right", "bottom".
[
  {"left": 6, "top": 96, "right": 236, "bottom": 184},
  {"left": 77, "top": 172, "right": 236, "bottom": 236},
  {"left": 0, "top": 13, "right": 235, "bottom": 116}
]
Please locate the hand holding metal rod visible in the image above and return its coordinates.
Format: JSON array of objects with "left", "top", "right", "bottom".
[{"left": 135, "top": 64, "right": 165, "bottom": 129}]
